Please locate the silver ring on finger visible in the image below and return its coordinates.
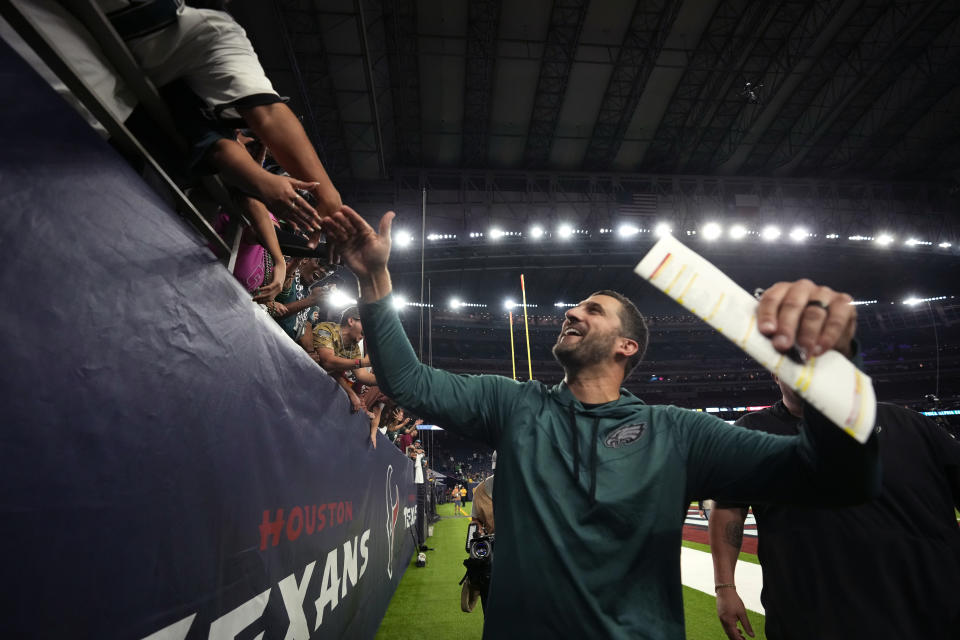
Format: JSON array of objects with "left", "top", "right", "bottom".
[{"left": 805, "top": 299, "right": 829, "bottom": 312}]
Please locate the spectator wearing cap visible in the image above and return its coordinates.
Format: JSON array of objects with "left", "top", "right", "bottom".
[{"left": 310, "top": 306, "right": 378, "bottom": 416}]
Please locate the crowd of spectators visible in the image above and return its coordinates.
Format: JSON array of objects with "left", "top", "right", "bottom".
[{"left": 12, "top": 0, "right": 447, "bottom": 454}]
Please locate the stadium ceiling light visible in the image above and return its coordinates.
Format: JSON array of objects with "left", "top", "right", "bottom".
[
  {"left": 903, "top": 295, "right": 947, "bottom": 306},
  {"left": 449, "top": 298, "right": 462, "bottom": 309},
  {"left": 529, "top": 225, "right": 545, "bottom": 239},
  {"left": 557, "top": 224, "right": 574, "bottom": 239},
  {"left": 825, "top": 233, "right": 839, "bottom": 239},
  {"left": 729, "top": 224, "right": 748, "bottom": 240},
  {"left": 875, "top": 233, "right": 894, "bottom": 247},
  {"left": 618, "top": 224, "right": 640, "bottom": 238},
  {"left": 489, "top": 228, "right": 504, "bottom": 240},
  {"left": 504, "top": 299, "right": 517, "bottom": 310},
  {"left": 654, "top": 223, "right": 672, "bottom": 238},
  {"left": 761, "top": 225, "right": 781, "bottom": 241},
  {"left": 938, "top": 241, "right": 952, "bottom": 248},
  {"left": 392, "top": 295, "right": 408, "bottom": 310},
  {"left": 327, "top": 290, "right": 357, "bottom": 308},
  {"left": 789, "top": 227, "right": 808, "bottom": 242},
  {"left": 394, "top": 230, "right": 414, "bottom": 248},
  {"left": 702, "top": 222, "right": 723, "bottom": 241}
]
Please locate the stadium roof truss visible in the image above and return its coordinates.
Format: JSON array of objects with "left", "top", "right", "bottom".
[{"left": 240, "top": 0, "right": 960, "bottom": 186}]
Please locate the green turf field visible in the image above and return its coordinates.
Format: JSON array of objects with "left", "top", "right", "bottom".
[
  {"left": 376, "top": 503, "right": 766, "bottom": 639},
  {"left": 375, "top": 503, "right": 484, "bottom": 640}
]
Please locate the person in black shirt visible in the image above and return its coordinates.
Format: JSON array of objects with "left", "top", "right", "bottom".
[{"left": 708, "top": 376, "right": 960, "bottom": 640}]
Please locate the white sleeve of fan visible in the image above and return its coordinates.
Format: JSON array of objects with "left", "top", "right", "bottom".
[{"left": 634, "top": 235, "right": 875, "bottom": 443}]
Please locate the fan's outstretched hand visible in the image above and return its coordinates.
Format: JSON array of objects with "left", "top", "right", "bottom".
[{"left": 323, "top": 206, "right": 394, "bottom": 281}]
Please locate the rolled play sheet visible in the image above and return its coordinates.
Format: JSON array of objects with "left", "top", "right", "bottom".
[{"left": 634, "top": 235, "right": 875, "bottom": 442}]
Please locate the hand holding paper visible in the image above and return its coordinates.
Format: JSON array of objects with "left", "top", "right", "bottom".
[{"left": 635, "top": 235, "right": 875, "bottom": 443}]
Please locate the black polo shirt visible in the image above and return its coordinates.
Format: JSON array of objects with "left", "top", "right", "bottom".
[{"left": 719, "top": 402, "right": 960, "bottom": 639}]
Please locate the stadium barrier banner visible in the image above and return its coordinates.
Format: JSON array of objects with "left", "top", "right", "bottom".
[{"left": 0, "top": 40, "right": 416, "bottom": 639}]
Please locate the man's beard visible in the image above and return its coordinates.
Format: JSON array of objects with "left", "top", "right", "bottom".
[{"left": 552, "top": 330, "right": 617, "bottom": 371}]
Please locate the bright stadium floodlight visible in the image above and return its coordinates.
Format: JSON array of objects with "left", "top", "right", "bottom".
[
  {"left": 449, "top": 298, "right": 462, "bottom": 310},
  {"left": 761, "top": 225, "right": 781, "bottom": 241},
  {"left": 729, "top": 224, "right": 747, "bottom": 240},
  {"left": 327, "top": 290, "right": 357, "bottom": 308},
  {"left": 392, "top": 295, "right": 408, "bottom": 310},
  {"left": 618, "top": 224, "right": 640, "bottom": 238},
  {"left": 789, "top": 226, "right": 808, "bottom": 242},
  {"left": 503, "top": 299, "right": 517, "bottom": 311},
  {"left": 557, "top": 224, "right": 574, "bottom": 239},
  {"left": 395, "top": 230, "right": 414, "bottom": 248},
  {"left": 529, "top": 225, "right": 545, "bottom": 239},
  {"left": 489, "top": 227, "right": 504, "bottom": 240},
  {"left": 702, "top": 222, "right": 723, "bottom": 241},
  {"left": 875, "top": 233, "right": 894, "bottom": 247},
  {"left": 903, "top": 295, "right": 947, "bottom": 306},
  {"left": 939, "top": 241, "right": 952, "bottom": 248},
  {"left": 654, "top": 223, "right": 672, "bottom": 238}
]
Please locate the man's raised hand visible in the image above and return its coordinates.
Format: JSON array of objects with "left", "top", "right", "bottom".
[
  {"left": 323, "top": 206, "right": 394, "bottom": 280},
  {"left": 756, "top": 279, "right": 856, "bottom": 359}
]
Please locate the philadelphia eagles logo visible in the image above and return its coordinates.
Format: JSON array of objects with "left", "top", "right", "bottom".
[{"left": 604, "top": 423, "right": 646, "bottom": 448}]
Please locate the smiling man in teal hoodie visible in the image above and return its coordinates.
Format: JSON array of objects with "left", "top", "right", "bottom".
[{"left": 323, "top": 207, "right": 880, "bottom": 639}]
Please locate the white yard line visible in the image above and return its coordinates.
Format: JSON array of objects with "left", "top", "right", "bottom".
[{"left": 681, "top": 547, "right": 765, "bottom": 615}]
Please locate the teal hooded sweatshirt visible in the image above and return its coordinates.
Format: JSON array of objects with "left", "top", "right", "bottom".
[{"left": 361, "top": 295, "right": 880, "bottom": 639}]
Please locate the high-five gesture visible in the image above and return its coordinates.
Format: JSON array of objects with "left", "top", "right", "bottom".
[{"left": 323, "top": 206, "right": 395, "bottom": 301}]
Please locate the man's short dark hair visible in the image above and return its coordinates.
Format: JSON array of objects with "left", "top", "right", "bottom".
[
  {"left": 590, "top": 290, "right": 649, "bottom": 377},
  {"left": 340, "top": 306, "right": 360, "bottom": 326}
]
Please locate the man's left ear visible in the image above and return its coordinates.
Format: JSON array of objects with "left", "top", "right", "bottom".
[{"left": 618, "top": 338, "right": 639, "bottom": 358}]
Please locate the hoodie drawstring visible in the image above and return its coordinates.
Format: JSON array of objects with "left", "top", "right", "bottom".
[
  {"left": 589, "top": 416, "right": 600, "bottom": 505},
  {"left": 568, "top": 406, "right": 601, "bottom": 506},
  {"left": 569, "top": 408, "right": 580, "bottom": 481}
]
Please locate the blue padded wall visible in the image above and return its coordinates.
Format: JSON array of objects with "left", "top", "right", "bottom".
[{"left": 0, "top": 38, "right": 416, "bottom": 639}]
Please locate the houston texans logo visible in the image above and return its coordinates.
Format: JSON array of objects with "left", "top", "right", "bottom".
[{"left": 385, "top": 465, "right": 400, "bottom": 578}]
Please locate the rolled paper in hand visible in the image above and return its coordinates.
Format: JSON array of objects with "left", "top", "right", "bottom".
[{"left": 635, "top": 235, "right": 875, "bottom": 442}]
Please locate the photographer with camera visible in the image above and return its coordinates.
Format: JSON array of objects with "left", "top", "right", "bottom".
[{"left": 462, "top": 453, "right": 496, "bottom": 614}]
